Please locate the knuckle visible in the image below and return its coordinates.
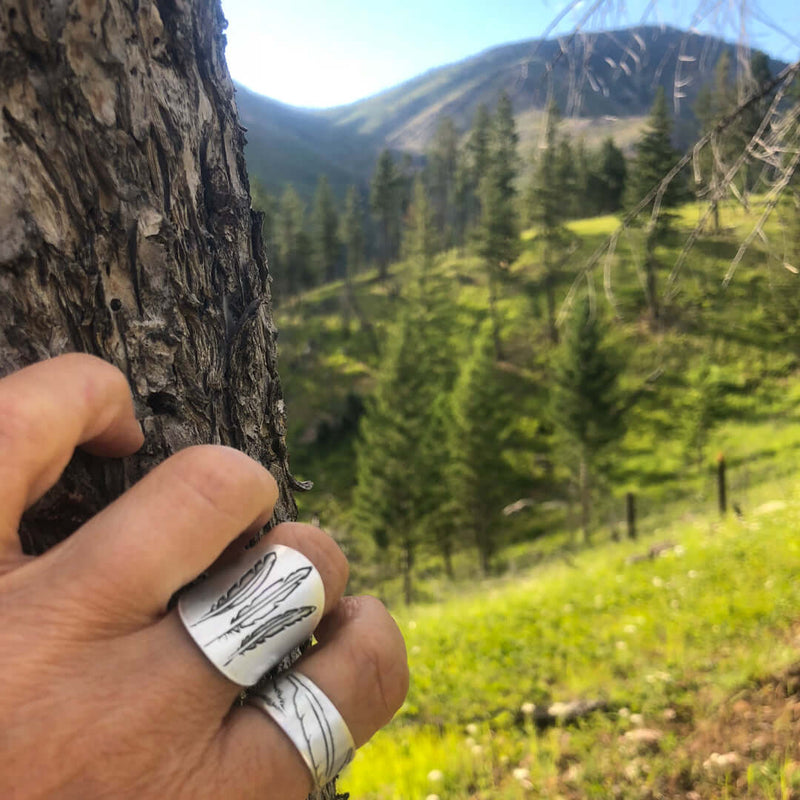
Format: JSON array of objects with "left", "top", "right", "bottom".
[
  {"left": 0, "top": 394, "right": 45, "bottom": 454},
  {"left": 274, "top": 523, "right": 350, "bottom": 600},
  {"left": 350, "top": 597, "right": 409, "bottom": 719},
  {"left": 169, "top": 445, "right": 274, "bottom": 521}
]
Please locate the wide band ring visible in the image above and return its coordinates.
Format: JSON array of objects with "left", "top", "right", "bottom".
[
  {"left": 247, "top": 671, "right": 356, "bottom": 789},
  {"left": 178, "top": 542, "right": 325, "bottom": 686}
]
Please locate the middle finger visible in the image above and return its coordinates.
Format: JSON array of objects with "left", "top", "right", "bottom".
[
  {"left": 147, "top": 522, "right": 349, "bottom": 715},
  {"left": 37, "top": 445, "right": 279, "bottom": 632}
]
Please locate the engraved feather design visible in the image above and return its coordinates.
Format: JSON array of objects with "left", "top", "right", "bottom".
[
  {"left": 222, "top": 606, "right": 317, "bottom": 665},
  {"left": 289, "top": 673, "right": 335, "bottom": 784},
  {"left": 202, "top": 567, "right": 315, "bottom": 646},
  {"left": 190, "top": 550, "right": 277, "bottom": 626}
]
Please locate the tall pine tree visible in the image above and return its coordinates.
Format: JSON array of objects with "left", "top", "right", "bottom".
[
  {"left": 552, "top": 293, "right": 625, "bottom": 541},
  {"left": 447, "top": 320, "right": 512, "bottom": 574},
  {"left": 428, "top": 116, "right": 459, "bottom": 247},
  {"left": 694, "top": 51, "right": 739, "bottom": 232},
  {"left": 465, "top": 104, "right": 492, "bottom": 228},
  {"left": 370, "top": 149, "right": 402, "bottom": 279},
  {"left": 311, "top": 175, "right": 340, "bottom": 284},
  {"left": 276, "top": 185, "right": 310, "bottom": 296},
  {"left": 627, "top": 87, "right": 684, "bottom": 322},
  {"left": 475, "top": 93, "right": 520, "bottom": 358},
  {"left": 527, "top": 99, "right": 568, "bottom": 342},
  {"left": 353, "top": 180, "right": 453, "bottom": 603}
]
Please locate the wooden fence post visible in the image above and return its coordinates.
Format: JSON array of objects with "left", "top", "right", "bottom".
[
  {"left": 717, "top": 453, "right": 727, "bottom": 516},
  {"left": 626, "top": 492, "right": 637, "bottom": 540}
]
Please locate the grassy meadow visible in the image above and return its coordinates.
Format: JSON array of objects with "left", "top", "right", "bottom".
[
  {"left": 341, "top": 495, "right": 800, "bottom": 799},
  {"left": 274, "top": 198, "right": 800, "bottom": 797}
]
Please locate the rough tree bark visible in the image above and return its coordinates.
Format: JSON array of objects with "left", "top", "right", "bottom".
[{"left": 0, "top": 2, "right": 341, "bottom": 798}]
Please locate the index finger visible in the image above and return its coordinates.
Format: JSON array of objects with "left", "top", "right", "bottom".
[{"left": 0, "top": 354, "right": 143, "bottom": 559}]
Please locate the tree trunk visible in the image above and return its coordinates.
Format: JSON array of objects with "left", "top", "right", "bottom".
[
  {"left": 579, "top": 453, "right": 591, "bottom": 543},
  {"left": 644, "top": 223, "right": 660, "bottom": 325},
  {"left": 402, "top": 534, "right": 414, "bottom": 606},
  {"left": 487, "top": 269, "right": 504, "bottom": 360},
  {"left": 0, "top": 2, "right": 338, "bottom": 798},
  {"left": 544, "top": 242, "right": 559, "bottom": 344}
]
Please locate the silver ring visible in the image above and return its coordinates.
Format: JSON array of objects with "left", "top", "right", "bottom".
[
  {"left": 247, "top": 671, "right": 355, "bottom": 789},
  {"left": 178, "top": 542, "right": 325, "bottom": 686}
]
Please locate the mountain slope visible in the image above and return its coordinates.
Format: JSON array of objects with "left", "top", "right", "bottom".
[{"left": 236, "top": 26, "right": 786, "bottom": 200}]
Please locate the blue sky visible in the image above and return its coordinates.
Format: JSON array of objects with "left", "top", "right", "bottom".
[{"left": 220, "top": 0, "right": 799, "bottom": 108}]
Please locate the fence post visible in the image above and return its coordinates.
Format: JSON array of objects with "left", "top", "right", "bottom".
[
  {"left": 626, "top": 492, "right": 637, "bottom": 540},
  {"left": 717, "top": 453, "right": 727, "bottom": 516}
]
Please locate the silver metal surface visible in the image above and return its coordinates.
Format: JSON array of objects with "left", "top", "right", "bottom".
[
  {"left": 248, "top": 671, "right": 355, "bottom": 789},
  {"left": 178, "top": 542, "right": 325, "bottom": 686}
]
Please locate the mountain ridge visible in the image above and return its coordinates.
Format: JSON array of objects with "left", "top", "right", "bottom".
[{"left": 235, "top": 26, "right": 787, "bottom": 201}]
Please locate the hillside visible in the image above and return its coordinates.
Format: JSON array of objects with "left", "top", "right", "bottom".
[
  {"left": 236, "top": 26, "right": 785, "bottom": 200},
  {"left": 275, "top": 198, "right": 800, "bottom": 794},
  {"left": 343, "top": 503, "right": 800, "bottom": 798}
]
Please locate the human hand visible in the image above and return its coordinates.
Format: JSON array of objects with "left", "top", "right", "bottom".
[{"left": 0, "top": 354, "right": 408, "bottom": 799}]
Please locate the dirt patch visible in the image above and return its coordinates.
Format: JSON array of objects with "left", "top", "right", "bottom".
[{"left": 669, "top": 660, "right": 800, "bottom": 797}]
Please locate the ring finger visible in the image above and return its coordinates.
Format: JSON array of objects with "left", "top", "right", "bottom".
[
  {"left": 148, "top": 522, "right": 349, "bottom": 715},
  {"left": 210, "top": 595, "right": 408, "bottom": 800}
]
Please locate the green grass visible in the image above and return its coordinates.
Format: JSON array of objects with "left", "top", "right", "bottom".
[{"left": 341, "top": 497, "right": 800, "bottom": 798}]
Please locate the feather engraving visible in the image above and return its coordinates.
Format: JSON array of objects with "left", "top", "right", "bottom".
[
  {"left": 289, "top": 673, "right": 336, "bottom": 782},
  {"left": 202, "top": 567, "right": 315, "bottom": 647},
  {"left": 222, "top": 606, "right": 317, "bottom": 665},
  {"left": 190, "top": 551, "right": 277, "bottom": 626}
]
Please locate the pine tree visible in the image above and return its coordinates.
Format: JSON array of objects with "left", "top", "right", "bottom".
[
  {"left": 465, "top": 104, "right": 492, "bottom": 227},
  {"left": 447, "top": 320, "right": 511, "bottom": 574},
  {"left": 342, "top": 185, "right": 365, "bottom": 276},
  {"left": 743, "top": 51, "right": 773, "bottom": 191},
  {"left": 552, "top": 293, "right": 625, "bottom": 541},
  {"left": 370, "top": 149, "right": 401, "bottom": 279},
  {"left": 405, "top": 176, "right": 438, "bottom": 264},
  {"left": 694, "top": 52, "right": 738, "bottom": 231},
  {"left": 474, "top": 93, "right": 520, "bottom": 359},
  {"left": 353, "top": 183, "right": 454, "bottom": 603},
  {"left": 276, "top": 185, "right": 310, "bottom": 296},
  {"left": 555, "top": 134, "right": 578, "bottom": 217},
  {"left": 628, "top": 87, "right": 685, "bottom": 214},
  {"left": 627, "top": 87, "right": 684, "bottom": 322},
  {"left": 311, "top": 175, "right": 340, "bottom": 284},
  {"left": 573, "top": 137, "right": 591, "bottom": 217},
  {"left": 596, "top": 137, "right": 627, "bottom": 214},
  {"left": 527, "top": 98, "right": 568, "bottom": 342},
  {"left": 428, "top": 116, "right": 459, "bottom": 247},
  {"left": 340, "top": 185, "right": 371, "bottom": 342}
]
